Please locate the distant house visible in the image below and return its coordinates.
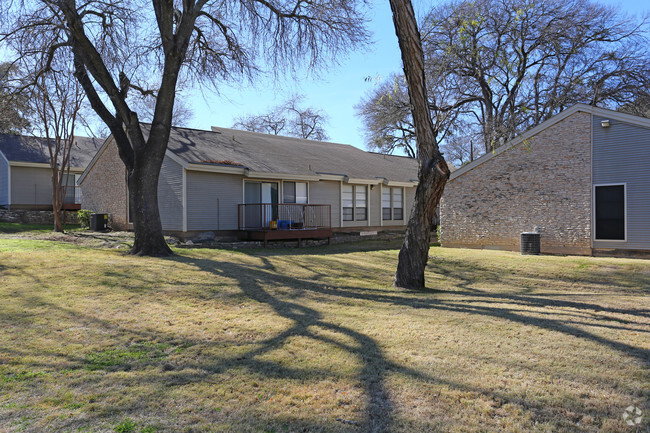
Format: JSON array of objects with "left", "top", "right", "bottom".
[
  {"left": 79, "top": 126, "right": 419, "bottom": 242},
  {"left": 440, "top": 104, "right": 650, "bottom": 256},
  {"left": 0, "top": 134, "right": 104, "bottom": 210}
]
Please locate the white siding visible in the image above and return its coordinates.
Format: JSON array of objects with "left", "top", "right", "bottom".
[
  {"left": 309, "top": 180, "right": 341, "bottom": 227},
  {"left": 11, "top": 166, "right": 52, "bottom": 206},
  {"left": 186, "top": 171, "right": 244, "bottom": 231},
  {"left": 158, "top": 157, "right": 184, "bottom": 231},
  {"left": 592, "top": 115, "right": 650, "bottom": 250},
  {"left": 0, "top": 153, "right": 8, "bottom": 206}
]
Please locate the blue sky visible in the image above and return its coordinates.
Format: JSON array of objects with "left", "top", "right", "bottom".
[{"left": 185, "top": 0, "right": 649, "bottom": 151}]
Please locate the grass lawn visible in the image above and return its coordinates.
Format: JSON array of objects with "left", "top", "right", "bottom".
[{"left": 0, "top": 239, "right": 647, "bottom": 433}]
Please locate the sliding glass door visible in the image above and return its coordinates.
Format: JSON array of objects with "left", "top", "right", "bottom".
[{"left": 244, "top": 181, "right": 278, "bottom": 228}]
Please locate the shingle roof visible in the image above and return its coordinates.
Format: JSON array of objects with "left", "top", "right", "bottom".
[
  {"left": 155, "top": 125, "right": 419, "bottom": 183},
  {"left": 0, "top": 134, "right": 105, "bottom": 168}
]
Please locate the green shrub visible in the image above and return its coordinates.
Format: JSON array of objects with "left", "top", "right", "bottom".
[{"left": 78, "top": 209, "right": 92, "bottom": 229}]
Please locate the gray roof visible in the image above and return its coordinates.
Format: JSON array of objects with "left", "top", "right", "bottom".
[
  {"left": 0, "top": 134, "right": 105, "bottom": 168},
  {"left": 157, "top": 125, "right": 418, "bottom": 183}
]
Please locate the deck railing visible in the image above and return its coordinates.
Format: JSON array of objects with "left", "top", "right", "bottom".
[
  {"left": 238, "top": 203, "right": 331, "bottom": 231},
  {"left": 62, "top": 186, "right": 81, "bottom": 204}
]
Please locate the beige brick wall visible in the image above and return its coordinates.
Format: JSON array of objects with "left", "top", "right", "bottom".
[
  {"left": 440, "top": 111, "right": 592, "bottom": 255},
  {"left": 80, "top": 138, "right": 129, "bottom": 230}
]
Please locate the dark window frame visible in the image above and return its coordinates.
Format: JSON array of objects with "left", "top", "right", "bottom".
[
  {"left": 594, "top": 183, "right": 626, "bottom": 241},
  {"left": 283, "top": 181, "right": 308, "bottom": 204}
]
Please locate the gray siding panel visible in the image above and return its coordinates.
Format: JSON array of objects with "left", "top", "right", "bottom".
[
  {"left": 369, "top": 184, "right": 381, "bottom": 226},
  {"left": 11, "top": 166, "right": 52, "bottom": 205},
  {"left": 186, "top": 171, "right": 243, "bottom": 231},
  {"left": 593, "top": 115, "right": 650, "bottom": 249},
  {"left": 0, "top": 154, "right": 8, "bottom": 206},
  {"left": 158, "top": 157, "right": 184, "bottom": 231},
  {"left": 309, "top": 180, "right": 340, "bottom": 227},
  {"left": 405, "top": 187, "right": 415, "bottom": 221}
]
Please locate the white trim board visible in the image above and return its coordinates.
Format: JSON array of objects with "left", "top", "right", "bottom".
[
  {"left": 0, "top": 150, "right": 9, "bottom": 165},
  {"left": 9, "top": 161, "right": 84, "bottom": 171},
  {"left": 592, "top": 183, "right": 628, "bottom": 243},
  {"left": 0, "top": 150, "right": 9, "bottom": 207},
  {"left": 77, "top": 136, "right": 113, "bottom": 184}
]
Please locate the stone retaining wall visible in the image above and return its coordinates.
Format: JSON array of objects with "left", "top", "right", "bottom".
[{"left": 0, "top": 209, "right": 80, "bottom": 225}]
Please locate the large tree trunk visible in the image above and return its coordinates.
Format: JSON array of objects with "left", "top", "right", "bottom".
[
  {"left": 390, "top": 0, "right": 450, "bottom": 290},
  {"left": 128, "top": 156, "right": 172, "bottom": 257}
]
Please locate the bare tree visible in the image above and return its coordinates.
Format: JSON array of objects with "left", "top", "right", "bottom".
[
  {"left": 2, "top": 0, "right": 367, "bottom": 256},
  {"left": 356, "top": 75, "right": 416, "bottom": 157},
  {"left": 361, "top": 0, "right": 650, "bottom": 158},
  {"left": 233, "top": 95, "right": 329, "bottom": 140},
  {"left": 389, "top": 0, "right": 451, "bottom": 290},
  {"left": 619, "top": 94, "right": 650, "bottom": 118},
  {"left": 441, "top": 121, "right": 482, "bottom": 167},
  {"left": 30, "top": 60, "right": 85, "bottom": 232},
  {"left": 0, "top": 63, "right": 31, "bottom": 133}
]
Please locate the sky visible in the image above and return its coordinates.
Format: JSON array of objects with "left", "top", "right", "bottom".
[{"left": 181, "top": 0, "right": 648, "bottom": 151}]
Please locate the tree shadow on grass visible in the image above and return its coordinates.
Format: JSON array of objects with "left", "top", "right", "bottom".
[
  {"left": 167, "top": 254, "right": 396, "bottom": 432},
  {"left": 433, "top": 251, "right": 650, "bottom": 292},
  {"left": 227, "top": 238, "right": 405, "bottom": 257},
  {"left": 2, "top": 247, "right": 649, "bottom": 432},
  {"left": 162, "top": 252, "right": 649, "bottom": 427},
  {"left": 172, "top": 251, "right": 650, "bottom": 363}
]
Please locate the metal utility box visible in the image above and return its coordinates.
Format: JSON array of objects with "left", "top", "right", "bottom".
[
  {"left": 521, "top": 232, "right": 541, "bottom": 255},
  {"left": 90, "top": 213, "right": 108, "bottom": 231}
]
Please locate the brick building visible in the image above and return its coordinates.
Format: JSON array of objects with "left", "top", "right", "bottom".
[{"left": 440, "top": 104, "right": 650, "bottom": 256}]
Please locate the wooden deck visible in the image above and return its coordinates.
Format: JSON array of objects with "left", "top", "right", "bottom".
[
  {"left": 238, "top": 203, "right": 332, "bottom": 247},
  {"left": 241, "top": 228, "right": 333, "bottom": 247}
]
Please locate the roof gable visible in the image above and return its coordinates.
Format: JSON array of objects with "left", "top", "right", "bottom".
[
  {"left": 0, "top": 134, "right": 105, "bottom": 168},
  {"left": 450, "top": 104, "right": 650, "bottom": 181}
]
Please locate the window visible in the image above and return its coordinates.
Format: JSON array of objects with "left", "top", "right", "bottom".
[
  {"left": 392, "top": 187, "right": 403, "bottom": 220},
  {"left": 283, "top": 181, "right": 308, "bottom": 204},
  {"left": 342, "top": 184, "right": 354, "bottom": 221},
  {"left": 342, "top": 184, "right": 367, "bottom": 221},
  {"left": 355, "top": 186, "right": 367, "bottom": 221},
  {"left": 382, "top": 187, "right": 403, "bottom": 220},
  {"left": 595, "top": 184, "right": 625, "bottom": 240},
  {"left": 382, "top": 188, "right": 391, "bottom": 220}
]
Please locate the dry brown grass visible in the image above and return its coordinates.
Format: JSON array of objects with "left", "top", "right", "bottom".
[{"left": 0, "top": 238, "right": 648, "bottom": 432}]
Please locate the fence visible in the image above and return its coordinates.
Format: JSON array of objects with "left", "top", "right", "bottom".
[{"left": 238, "top": 203, "right": 331, "bottom": 231}]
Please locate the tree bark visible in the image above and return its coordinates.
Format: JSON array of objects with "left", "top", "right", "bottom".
[
  {"left": 389, "top": 0, "right": 450, "bottom": 290},
  {"left": 127, "top": 151, "right": 172, "bottom": 257},
  {"left": 51, "top": 166, "right": 63, "bottom": 232},
  {"left": 62, "top": 2, "right": 185, "bottom": 257}
]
